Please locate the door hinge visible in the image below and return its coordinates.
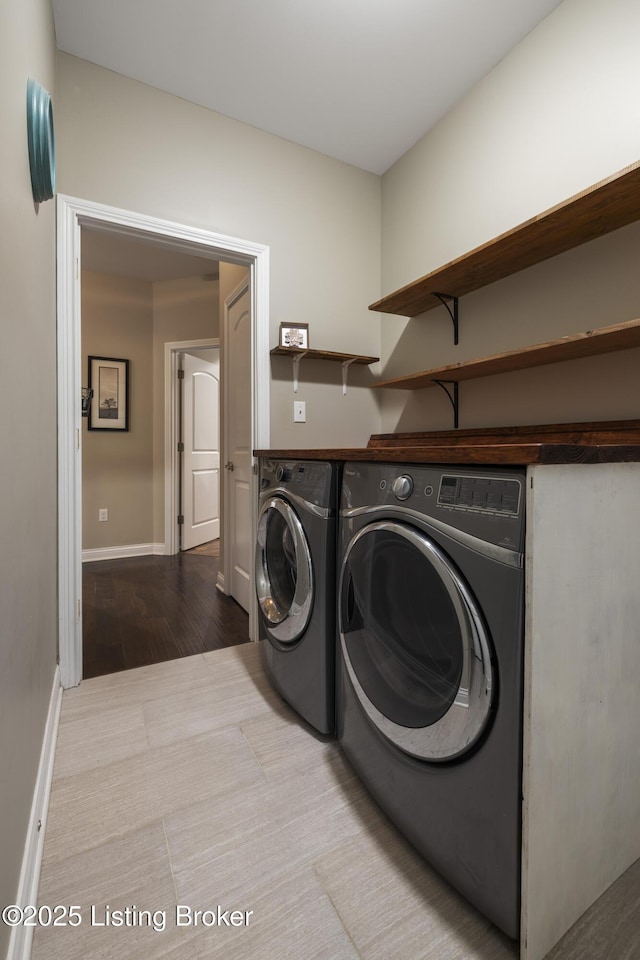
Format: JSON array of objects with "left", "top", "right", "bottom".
[
  {"left": 177, "top": 515, "right": 184, "bottom": 525},
  {"left": 178, "top": 442, "right": 184, "bottom": 453},
  {"left": 178, "top": 369, "right": 185, "bottom": 380}
]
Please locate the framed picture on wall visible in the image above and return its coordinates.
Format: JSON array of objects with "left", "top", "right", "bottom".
[
  {"left": 279, "top": 323, "right": 309, "bottom": 350},
  {"left": 88, "top": 356, "right": 130, "bottom": 431}
]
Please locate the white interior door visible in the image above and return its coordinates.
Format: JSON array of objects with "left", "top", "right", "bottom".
[
  {"left": 181, "top": 352, "right": 220, "bottom": 550},
  {"left": 224, "top": 281, "right": 251, "bottom": 612}
]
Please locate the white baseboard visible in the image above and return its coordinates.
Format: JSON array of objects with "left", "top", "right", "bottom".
[
  {"left": 6, "top": 668, "right": 62, "bottom": 960},
  {"left": 82, "top": 543, "right": 165, "bottom": 563}
]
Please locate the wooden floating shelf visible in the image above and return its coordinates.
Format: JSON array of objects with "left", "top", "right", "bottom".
[
  {"left": 373, "top": 318, "right": 640, "bottom": 390},
  {"left": 271, "top": 345, "right": 379, "bottom": 394},
  {"left": 270, "top": 346, "right": 379, "bottom": 364},
  {"left": 370, "top": 160, "right": 640, "bottom": 318}
]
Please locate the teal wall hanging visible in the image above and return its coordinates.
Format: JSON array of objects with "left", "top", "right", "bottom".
[{"left": 26, "top": 77, "right": 55, "bottom": 203}]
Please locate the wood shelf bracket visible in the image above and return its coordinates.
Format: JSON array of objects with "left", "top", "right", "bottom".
[
  {"left": 433, "top": 293, "right": 459, "bottom": 345},
  {"left": 341, "top": 357, "right": 357, "bottom": 395},
  {"left": 291, "top": 350, "right": 308, "bottom": 393},
  {"left": 433, "top": 378, "right": 460, "bottom": 429}
]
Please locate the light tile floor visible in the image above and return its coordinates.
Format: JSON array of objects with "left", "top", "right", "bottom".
[{"left": 31, "top": 643, "right": 639, "bottom": 960}]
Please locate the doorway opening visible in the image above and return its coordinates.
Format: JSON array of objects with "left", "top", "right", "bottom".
[{"left": 57, "top": 195, "right": 270, "bottom": 688}]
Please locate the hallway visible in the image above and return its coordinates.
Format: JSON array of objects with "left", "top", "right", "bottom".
[{"left": 82, "top": 549, "right": 249, "bottom": 678}]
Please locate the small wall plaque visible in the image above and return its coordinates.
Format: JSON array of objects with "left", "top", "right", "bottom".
[{"left": 279, "top": 323, "right": 309, "bottom": 350}]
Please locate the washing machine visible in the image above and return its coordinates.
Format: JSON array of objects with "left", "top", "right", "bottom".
[
  {"left": 337, "top": 461, "right": 526, "bottom": 939},
  {"left": 255, "top": 459, "right": 340, "bottom": 735}
]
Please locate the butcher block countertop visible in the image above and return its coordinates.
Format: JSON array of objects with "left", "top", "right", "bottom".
[{"left": 254, "top": 419, "right": 640, "bottom": 466}]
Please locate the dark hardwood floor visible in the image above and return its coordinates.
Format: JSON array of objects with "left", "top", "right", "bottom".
[{"left": 82, "top": 548, "right": 250, "bottom": 679}]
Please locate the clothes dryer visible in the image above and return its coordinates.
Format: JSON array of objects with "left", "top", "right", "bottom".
[
  {"left": 256, "top": 459, "right": 340, "bottom": 735},
  {"left": 337, "top": 461, "right": 526, "bottom": 939}
]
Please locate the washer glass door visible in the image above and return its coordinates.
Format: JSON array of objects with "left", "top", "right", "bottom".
[
  {"left": 256, "top": 497, "right": 313, "bottom": 643},
  {"left": 340, "top": 521, "right": 494, "bottom": 761}
]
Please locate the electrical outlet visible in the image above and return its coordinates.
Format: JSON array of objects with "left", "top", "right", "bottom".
[
  {"left": 293, "top": 401, "right": 306, "bottom": 423},
  {"left": 98, "top": 508, "right": 108, "bottom": 522}
]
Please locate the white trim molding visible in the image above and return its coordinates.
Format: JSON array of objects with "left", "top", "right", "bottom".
[
  {"left": 57, "top": 195, "right": 270, "bottom": 688},
  {"left": 6, "top": 668, "right": 62, "bottom": 960},
  {"left": 82, "top": 543, "right": 166, "bottom": 563}
]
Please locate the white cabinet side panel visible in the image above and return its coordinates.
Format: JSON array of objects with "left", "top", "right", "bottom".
[{"left": 521, "top": 463, "right": 640, "bottom": 960}]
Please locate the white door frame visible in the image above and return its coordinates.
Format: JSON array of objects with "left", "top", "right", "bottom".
[
  {"left": 57, "top": 194, "right": 270, "bottom": 689},
  {"left": 164, "top": 338, "right": 220, "bottom": 557}
]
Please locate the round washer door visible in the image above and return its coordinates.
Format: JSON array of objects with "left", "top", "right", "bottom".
[
  {"left": 339, "top": 520, "right": 494, "bottom": 761},
  {"left": 256, "top": 496, "right": 313, "bottom": 644}
]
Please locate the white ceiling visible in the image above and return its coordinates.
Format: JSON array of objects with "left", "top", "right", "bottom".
[{"left": 52, "top": 0, "right": 565, "bottom": 175}]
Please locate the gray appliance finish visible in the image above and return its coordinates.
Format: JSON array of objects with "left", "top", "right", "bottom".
[
  {"left": 337, "top": 461, "right": 526, "bottom": 939},
  {"left": 256, "top": 459, "right": 340, "bottom": 735}
]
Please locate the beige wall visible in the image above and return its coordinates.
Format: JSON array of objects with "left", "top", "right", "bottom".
[
  {"left": 56, "top": 53, "right": 382, "bottom": 450},
  {"left": 82, "top": 271, "right": 219, "bottom": 549},
  {"left": 379, "top": 0, "right": 640, "bottom": 432},
  {"left": 58, "top": 2, "right": 640, "bottom": 445},
  {"left": 0, "top": 0, "right": 57, "bottom": 950},
  {"left": 82, "top": 271, "right": 154, "bottom": 548}
]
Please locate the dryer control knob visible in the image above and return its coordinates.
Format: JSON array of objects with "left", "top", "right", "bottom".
[
  {"left": 276, "top": 465, "right": 292, "bottom": 483},
  {"left": 392, "top": 474, "right": 413, "bottom": 500}
]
